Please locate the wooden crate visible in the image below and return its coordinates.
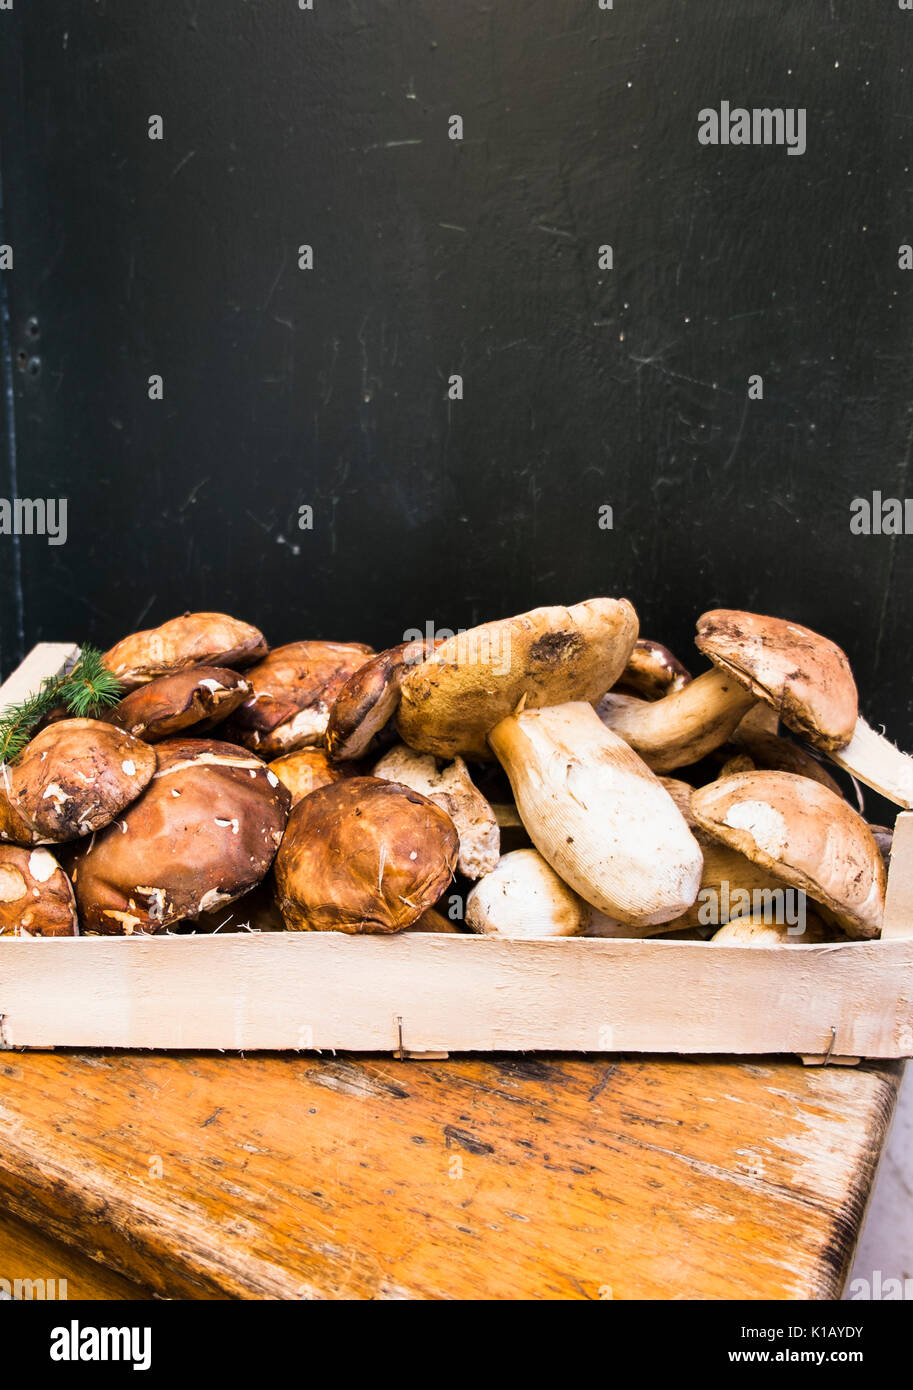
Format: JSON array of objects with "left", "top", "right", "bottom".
[{"left": 1, "top": 645, "right": 911, "bottom": 1060}]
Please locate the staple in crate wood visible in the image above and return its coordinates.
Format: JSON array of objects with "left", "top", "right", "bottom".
[{"left": 0, "top": 644, "right": 912, "bottom": 1058}]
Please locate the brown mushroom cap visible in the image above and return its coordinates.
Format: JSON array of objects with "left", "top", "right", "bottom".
[
  {"left": 690, "top": 770, "right": 885, "bottom": 939},
  {"left": 695, "top": 610, "right": 858, "bottom": 753},
  {"left": 397, "top": 598, "right": 639, "bottom": 760},
  {"left": 107, "top": 666, "right": 251, "bottom": 742},
  {"left": 73, "top": 737, "right": 290, "bottom": 934},
  {"left": 325, "top": 639, "right": 439, "bottom": 762},
  {"left": 222, "top": 640, "right": 375, "bottom": 757},
  {"left": 268, "top": 747, "right": 359, "bottom": 807},
  {"left": 1, "top": 719, "right": 156, "bottom": 845},
  {"left": 0, "top": 845, "right": 78, "bottom": 937},
  {"left": 615, "top": 639, "right": 692, "bottom": 701},
  {"left": 724, "top": 729, "right": 845, "bottom": 797},
  {"left": 104, "top": 612, "right": 268, "bottom": 690},
  {"left": 274, "top": 776, "right": 459, "bottom": 933}
]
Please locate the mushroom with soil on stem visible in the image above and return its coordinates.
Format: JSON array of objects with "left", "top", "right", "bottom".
[
  {"left": 372, "top": 742, "right": 500, "bottom": 879},
  {"left": 488, "top": 702, "right": 703, "bottom": 928},
  {"left": 396, "top": 598, "right": 639, "bottom": 760},
  {"left": 690, "top": 769, "right": 885, "bottom": 940}
]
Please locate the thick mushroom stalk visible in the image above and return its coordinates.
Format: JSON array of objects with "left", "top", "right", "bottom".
[
  {"left": 466, "top": 849, "right": 594, "bottom": 937},
  {"left": 696, "top": 609, "right": 913, "bottom": 809},
  {"left": 488, "top": 702, "right": 703, "bottom": 928},
  {"left": 597, "top": 667, "right": 757, "bottom": 773}
]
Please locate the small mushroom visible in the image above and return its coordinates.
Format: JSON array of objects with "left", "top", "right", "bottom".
[
  {"left": 0, "top": 845, "right": 78, "bottom": 937},
  {"left": 274, "top": 777, "right": 458, "bottom": 933},
  {"left": 466, "top": 849, "right": 592, "bottom": 937},
  {"left": 104, "top": 612, "right": 267, "bottom": 690},
  {"left": 488, "top": 702, "right": 703, "bottom": 928},
  {"left": 73, "top": 737, "right": 290, "bottom": 934},
  {"left": 614, "top": 639, "right": 692, "bottom": 701},
  {"left": 223, "top": 640, "right": 374, "bottom": 757},
  {"left": 372, "top": 743, "right": 500, "bottom": 879},
  {"left": 690, "top": 770, "right": 885, "bottom": 940},
  {"left": 326, "top": 638, "right": 440, "bottom": 762},
  {"left": 268, "top": 747, "right": 360, "bottom": 806},
  {"left": 710, "top": 912, "right": 840, "bottom": 946},
  {"left": 107, "top": 666, "right": 251, "bottom": 742},
  {"left": 397, "top": 598, "right": 639, "bottom": 760},
  {"left": 0, "top": 719, "right": 156, "bottom": 845}
]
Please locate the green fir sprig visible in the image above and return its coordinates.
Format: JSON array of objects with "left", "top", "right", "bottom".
[{"left": 0, "top": 645, "right": 124, "bottom": 764}]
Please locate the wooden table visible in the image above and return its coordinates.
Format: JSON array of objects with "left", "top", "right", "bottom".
[{"left": 0, "top": 1050, "right": 901, "bottom": 1300}]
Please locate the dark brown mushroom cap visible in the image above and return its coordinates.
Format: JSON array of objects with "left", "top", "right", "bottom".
[
  {"left": 325, "top": 639, "right": 439, "bottom": 762},
  {"left": 268, "top": 747, "right": 360, "bottom": 807},
  {"left": 222, "top": 640, "right": 374, "bottom": 758},
  {"left": 107, "top": 666, "right": 251, "bottom": 742},
  {"left": 615, "top": 640, "right": 692, "bottom": 701},
  {"left": 103, "top": 612, "right": 267, "bottom": 690},
  {"left": 0, "top": 845, "right": 78, "bottom": 937},
  {"left": 1, "top": 719, "right": 156, "bottom": 845},
  {"left": 73, "top": 737, "right": 290, "bottom": 934},
  {"left": 274, "top": 776, "right": 459, "bottom": 933},
  {"left": 695, "top": 610, "right": 858, "bottom": 753}
]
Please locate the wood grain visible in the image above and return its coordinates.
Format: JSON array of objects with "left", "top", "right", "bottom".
[
  {"left": 0, "top": 1208, "right": 150, "bottom": 1301},
  {"left": 0, "top": 1050, "right": 900, "bottom": 1300}
]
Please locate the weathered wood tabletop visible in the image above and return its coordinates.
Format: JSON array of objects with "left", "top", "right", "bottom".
[{"left": 0, "top": 1050, "right": 901, "bottom": 1300}]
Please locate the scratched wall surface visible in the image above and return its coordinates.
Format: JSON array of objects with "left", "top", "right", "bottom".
[{"left": 1, "top": 2, "right": 912, "bottom": 738}]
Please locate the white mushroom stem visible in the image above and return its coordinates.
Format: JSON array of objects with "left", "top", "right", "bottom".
[
  {"left": 827, "top": 718, "right": 913, "bottom": 809},
  {"left": 597, "top": 667, "right": 757, "bottom": 773},
  {"left": 466, "top": 850, "right": 594, "bottom": 937},
  {"left": 372, "top": 744, "right": 500, "bottom": 879},
  {"left": 488, "top": 702, "right": 703, "bottom": 928}
]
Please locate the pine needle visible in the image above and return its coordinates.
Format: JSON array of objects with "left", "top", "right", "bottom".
[{"left": 0, "top": 645, "right": 124, "bottom": 765}]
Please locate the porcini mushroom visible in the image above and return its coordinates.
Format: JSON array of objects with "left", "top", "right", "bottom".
[
  {"left": 274, "top": 777, "right": 458, "bottom": 933},
  {"left": 690, "top": 770, "right": 885, "bottom": 940},
  {"left": 268, "top": 747, "right": 359, "bottom": 807},
  {"left": 488, "top": 702, "right": 703, "bottom": 927},
  {"left": 614, "top": 639, "right": 692, "bottom": 701},
  {"left": 710, "top": 912, "right": 839, "bottom": 946},
  {"left": 107, "top": 666, "right": 251, "bottom": 742},
  {"left": 597, "top": 668, "right": 757, "bottom": 772},
  {"left": 104, "top": 612, "right": 267, "bottom": 690},
  {"left": 0, "top": 719, "right": 156, "bottom": 845},
  {"left": 73, "top": 737, "right": 290, "bottom": 934},
  {"left": 372, "top": 743, "right": 500, "bottom": 879},
  {"left": 326, "top": 638, "right": 439, "bottom": 762},
  {"left": 466, "top": 848, "right": 592, "bottom": 937},
  {"left": 0, "top": 845, "right": 78, "bottom": 936},
  {"left": 223, "top": 640, "right": 374, "bottom": 757},
  {"left": 396, "top": 598, "right": 639, "bottom": 760},
  {"left": 720, "top": 729, "right": 845, "bottom": 797},
  {"left": 696, "top": 609, "right": 913, "bottom": 807}
]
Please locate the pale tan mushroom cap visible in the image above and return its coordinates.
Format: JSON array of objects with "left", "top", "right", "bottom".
[
  {"left": 695, "top": 610, "right": 858, "bottom": 753},
  {"left": 691, "top": 770, "right": 884, "bottom": 939},
  {"left": 397, "top": 598, "right": 639, "bottom": 760}
]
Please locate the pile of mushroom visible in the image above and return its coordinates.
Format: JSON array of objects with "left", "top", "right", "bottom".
[{"left": 0, "top": 599, "right": 907, "bottom": 944}]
